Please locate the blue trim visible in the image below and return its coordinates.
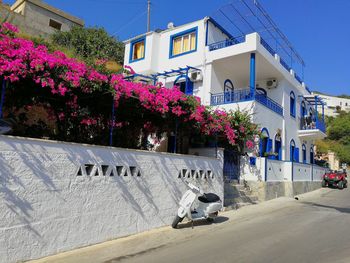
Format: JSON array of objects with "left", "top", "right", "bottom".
[
  {"left": 290, "top": 91, "right": 296, "bottom": 118},
  {"left": 291, "top": 161, "right": 294, "bottom": 181},
  {"left": 169, "top": 27, "right": 198, "bottom": 59},
  {"left": 207, "top": 17, "right": 234, "bottom": 41},
  {"left": 250, "top": 53, "right": 256, "bottom": 97},
  {"left": 129, "top": 37, "right": 146, "bottom": 63}
]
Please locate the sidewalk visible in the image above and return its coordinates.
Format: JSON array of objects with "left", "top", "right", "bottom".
[{"left": 29, "top": 189, "right": 324, "bottom": 263}]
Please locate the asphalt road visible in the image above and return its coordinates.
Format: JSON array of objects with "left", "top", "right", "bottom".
[
  {"left": 31, "top": 187, "right": 350, "bottom": 263},
  {"left": 115, "top": 187, "right": 350, "bottom": 263}
]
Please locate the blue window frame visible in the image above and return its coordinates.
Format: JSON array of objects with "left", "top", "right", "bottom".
[
  {"left": 129, "top": 37, "right": 146, "bottom": 63},
  {"left": 169, "top": 27, "right": 198, "bottom": 59},
  {"left": 290, "top": 91, "right": 296, "bottom": 118},
  {"left": 174, "top": 75, "right": 193, "bottom": 95},
  {"left": 310, "top": 145, "right": 314, "bottom": 164}
]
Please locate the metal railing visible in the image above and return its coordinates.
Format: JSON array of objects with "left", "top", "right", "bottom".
[
  {"left": 208, "top": 37, "right": 245, "bottom": 51},
  {"left": 255, "top": 93, "right": 283, "bottom": 116},
  {"left": 295, "top": 73, "right": 303, "bottom": 84},
  {"left": 300, "top": 117, "right": 326, "bottom": 133},
  {"left": 210, "top": 89, "right": 284, "bottom": 116},
  {"left": 211, "top": 89, "right": 253, "bottom": 105},
  {"left": 280, "top": 58, "right": 291, "bottom": 72},
  {"left": 260, "top": 37, "right": 276, "bottom": 57}
]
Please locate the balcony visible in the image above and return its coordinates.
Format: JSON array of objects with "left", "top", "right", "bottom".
[
  {"left": 208, "top": 37, "right": 245, "bottom": 51},
  {"left": 211, "top": 89, "right": 283, "bottom": 116},
  {"left": 298, "top": 117, "right": 326, "bottom": 139}
]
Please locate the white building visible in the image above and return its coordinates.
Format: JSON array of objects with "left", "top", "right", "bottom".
[
  {"left": 123, "top": 0, "right": 327, "bottom": 182},
  {"left": 312, "top": 92, "right": 350, "bottom": 117}
]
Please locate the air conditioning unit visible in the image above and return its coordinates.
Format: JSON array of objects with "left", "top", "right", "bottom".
[
  {"left": 266, "top": 78, "right": 278, "bottom": 89},
  {"left": 189, "top": 71, "right": 203, "bottom": 82}
]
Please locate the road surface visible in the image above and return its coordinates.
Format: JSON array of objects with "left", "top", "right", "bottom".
[{"left": 32, "top": 187, "right": 350, "bottom": 263}]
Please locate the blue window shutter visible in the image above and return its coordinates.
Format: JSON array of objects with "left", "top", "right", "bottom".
[
  {"left": 294, "top": 147, "right": 299, "bottom": 162},
  {"left": 267, "top": 139, "right": 273, "bottom": 152},
  {"left": 185, "top": 81, "right": 193, "bottom": 95}
]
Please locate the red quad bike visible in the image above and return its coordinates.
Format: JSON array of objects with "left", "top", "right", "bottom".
[{"left": 322, "top": 171, "right": 347, "bottom": 189}]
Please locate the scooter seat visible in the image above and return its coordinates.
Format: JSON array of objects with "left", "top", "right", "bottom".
[{"left": 198, "top": 193, "right": 220, "bottom": 203}]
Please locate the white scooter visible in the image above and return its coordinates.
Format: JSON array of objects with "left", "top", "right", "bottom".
[{"left": 172, "top": 180, "right": 223, "bottom": 228}]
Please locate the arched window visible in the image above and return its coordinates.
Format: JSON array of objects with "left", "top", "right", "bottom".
[
  {"left": 224, "top": 79, "right": 234, "bottom": 92},
  {"left": 274, "top": 133, "right": 282, "bottom": 160},
  {"left": 290, "top": 91, "right": 296, "bottom": 117},
  {"left": 302, "top": 144, "right": 307, "bottom": 163},
  {"left": 174, "top": 75, "right": 193, "bottom": 95},
  {"left": 290, "top": 139, "right": 296, "bottom": 162},
  {"left": 310, "top": 145, "right": 314, "bottom": 164},
  {"left": 260, "top": 128, "right": 271, "bottom": 157}
]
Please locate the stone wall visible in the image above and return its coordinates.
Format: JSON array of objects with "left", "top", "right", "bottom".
[{"left": 0, "top": 135, "right": 223, "bottom": 263}]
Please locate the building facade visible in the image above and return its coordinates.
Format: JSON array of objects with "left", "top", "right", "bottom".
[
  {"left": 1, "top": 0, "right": 84, "bottom": 38},
  {"left": 313, "top": 92, "right": 350, "bottom": 117},
  {"left": 123, "top": 0, "right": 327, "bottom": 182}
]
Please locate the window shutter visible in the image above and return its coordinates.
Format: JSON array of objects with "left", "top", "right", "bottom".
[{"left": 267, "top": 139, "right": 273, "bottom": 152}]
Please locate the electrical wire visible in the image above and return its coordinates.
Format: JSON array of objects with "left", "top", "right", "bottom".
[{"left": 111, "top": 8, "right": 148, "bottom": 36}]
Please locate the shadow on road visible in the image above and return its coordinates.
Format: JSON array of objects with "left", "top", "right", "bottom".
[
  {"left": 302, "top": 202, "right": 350, "bottom": 214},
  {"left": 176, "top": 216, "right": 229, "bottom": 229}
]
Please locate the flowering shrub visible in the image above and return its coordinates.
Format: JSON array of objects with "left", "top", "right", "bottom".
[{"left": 0, "top": 22, "right": 258, "bottom": 151}]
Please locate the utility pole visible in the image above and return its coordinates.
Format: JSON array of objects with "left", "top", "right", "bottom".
[{"left": 147, "top": 0, "right": 151, "bottom": 32}]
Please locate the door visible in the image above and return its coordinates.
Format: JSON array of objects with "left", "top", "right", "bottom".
[{"left": 223, "top": 150, "right": 240, "bottom": 181}]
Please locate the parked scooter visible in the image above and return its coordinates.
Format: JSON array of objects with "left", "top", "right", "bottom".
[{"left": 172, "top": 180, "right": 223, "bottom": 228}]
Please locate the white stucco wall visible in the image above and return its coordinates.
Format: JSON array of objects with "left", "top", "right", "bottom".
[
  {"left": 0, "top": 136, "right": 223, "bottom": 263},
  {"left": 293, "top": 162, "right": 312, "bottom": 181},
  {"left": 312, "top": 165, "right": 326, "bottom": 181},
  {"left": 266, "top": 159, "right": 288, "bottom": 181},
  {"left": 240, "top": 156, "right": 266, "bottom": 181}
]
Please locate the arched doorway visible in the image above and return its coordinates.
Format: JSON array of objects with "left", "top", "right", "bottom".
[
  {"left": 224, "top": 79, "right": 234, "bottom": 102},
  {"left": 274, "top": 133, "right": 282, "bottom": 160},
  {"left": 290, "top": 139, "right": 296, "bottom": 162},
  {"left": 174, "top": 75, "right": 193, "bottom": 95},
  {"left": 260, "top": 128, "right": 271, "bottom": 157},
  {"left": 302, "top": 144, "right": 307, "bottom": 163},
  {"left": 310, "top": 145, "right": 314, "bottom": 164}
]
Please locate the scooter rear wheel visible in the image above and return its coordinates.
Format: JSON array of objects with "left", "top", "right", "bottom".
[{"left": 171, "top": 215, "right": 183, "bottom": 228}]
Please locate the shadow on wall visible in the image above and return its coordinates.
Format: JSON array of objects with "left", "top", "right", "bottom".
[{"left": 0, "top": 136, "right": 223, "bottom": 262}]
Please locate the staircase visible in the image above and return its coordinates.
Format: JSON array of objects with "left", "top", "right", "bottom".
[{"left": 224, "top": 180, "right": 259, "bottom": 210}]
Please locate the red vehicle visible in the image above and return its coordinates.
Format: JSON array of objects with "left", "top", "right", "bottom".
[{"left": 322, "top": 170, "right": 347, "bottom": 189}]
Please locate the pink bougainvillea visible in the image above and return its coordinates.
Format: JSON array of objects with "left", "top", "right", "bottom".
[{"left": 0, "top": 22, "right": 258, "bottom": 148}]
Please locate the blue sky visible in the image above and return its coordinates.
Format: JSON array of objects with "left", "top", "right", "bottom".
[{"left": 3, "top": 0, "right": 350, "bottom": 95}]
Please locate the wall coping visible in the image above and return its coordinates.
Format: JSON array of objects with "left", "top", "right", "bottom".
[{"left": 0, "top": 135, "right": 218, "bottom": 161}]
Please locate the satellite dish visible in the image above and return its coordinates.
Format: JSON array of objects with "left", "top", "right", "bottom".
[
  {"left": 167, "top": 22, "right": 175, "bottom": 29},
  {"left": 0, "top": 119, "right": 12, "bottom": 134}
]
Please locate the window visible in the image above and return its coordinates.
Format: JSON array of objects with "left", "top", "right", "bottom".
[
  {"left": 129, "top": 37, "right": 146, "bottom": 63},
  {"left": 290, "top": 139, "right": 295, "bottom": 162},
  {"left": 49, "top": 19, "right": 62, "bottom": 31},
  {"left": 170, "top": 27, "right": 197, "bottom": 58},
  {"left": 290, "top": 91, "right": 296, "bottom": 117}
]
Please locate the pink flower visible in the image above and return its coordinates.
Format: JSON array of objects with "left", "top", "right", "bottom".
[{"left": 246, "top": 140, "right": 254, "bottom": 149}]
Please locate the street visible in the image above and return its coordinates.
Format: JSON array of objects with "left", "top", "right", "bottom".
[{"left": 31, "top": 187, "right": 350, "bottom": 263}]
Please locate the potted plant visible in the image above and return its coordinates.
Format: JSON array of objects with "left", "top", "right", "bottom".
[{"left": 264, "top": 151, "right": 278, "bottom": 160}]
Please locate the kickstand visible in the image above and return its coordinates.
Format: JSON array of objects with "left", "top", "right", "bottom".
[{"left": 191, "top": 220, "right": 194, "bottom": 229}]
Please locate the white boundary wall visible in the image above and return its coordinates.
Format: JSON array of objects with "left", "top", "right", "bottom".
[
  {"left": 0, "top": 136, "right": 223, "bottom": 263},
  {"left": 293, "top": 162, "right": 312, "bottom": 181},
  {"left": 241, "top": 157, "right": 326, "bottom": 182}
]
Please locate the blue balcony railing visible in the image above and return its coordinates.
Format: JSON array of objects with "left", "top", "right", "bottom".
[
  {"left": 211, "top": 89, "right": 253, "bottom": 105},
  {"left": 260, "top": 38, "right": 276, "bottom": 57},
  {"left": 211, "top": 89, "right": 284, "bottom": 116},
  {"left": 208, "top": 37, "right": 245, "bottom": 51},
  {"left": 300, "top": 117, "right": 326, "bottom": 133},
  {"left": 280, "top": 58, "right": 291, "bottom": 72},
  {"left": 295, "top": 73, "right": 303, "bottom": 84},
  {"left": 255, "top": 93, "right": 284, "bottom": 116}
]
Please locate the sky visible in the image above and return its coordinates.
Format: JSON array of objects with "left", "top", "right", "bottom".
[{"left": 3, "top": 0, "right": 350, "bottom": 96}]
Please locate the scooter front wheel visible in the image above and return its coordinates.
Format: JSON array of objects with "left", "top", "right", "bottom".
[{"left": 171, "top": 215, "right": 184, "bottom": 228}]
